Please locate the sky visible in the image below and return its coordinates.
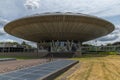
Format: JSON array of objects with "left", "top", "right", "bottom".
[{"left": 0, "top": 0, "right": 120, "bottom": 46}]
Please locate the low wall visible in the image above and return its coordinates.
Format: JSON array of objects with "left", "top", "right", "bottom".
[
  {"left": 0, "top": 52, "right": 48, "bottom": 58},
  {"left": 40, "top": 60, "right": 79, "bottom": 80}
]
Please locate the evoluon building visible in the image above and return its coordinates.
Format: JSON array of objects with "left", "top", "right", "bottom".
[{"left": 4, "top": 12, "right": 114, "bottom": 56}]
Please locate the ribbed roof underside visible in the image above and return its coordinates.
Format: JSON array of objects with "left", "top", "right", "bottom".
[{"left": 4, "top": 13, "right": 114, "bottom": 42}]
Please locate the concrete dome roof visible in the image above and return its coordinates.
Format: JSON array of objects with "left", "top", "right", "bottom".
[{"left": 4, "top": 12, "right": 115, "bottom": 42}]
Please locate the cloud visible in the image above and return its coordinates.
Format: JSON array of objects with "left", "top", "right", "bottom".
[
  {"left": 0, "top": 39, "right": 16, "bottom": 42},
  {"left": 0, "top": 18, "right": 9, "bottom": 26},
  {"left": 26, "top": 0, "right": 120, "bottom": 17},
  {"left": 0, "top": 28, "right": 6, "bottom": 36},
  {"left": 108, "top": 24, "right": 120, "bottom": 36},
  {"left": 0, "top": 18, "right": 9, "bottom": 36},
  {"left": 81, "top": 0, "right": 120, "bottom": 17},
  {"left": 23, "top": 40, "right": 37, "bottom": 47},
  {"left": 0, "top": 18, "right": 8, "bottom": 36},
  {"left": 0, "top": 32, "right": 4, "bottom": 36},
  {"left": 24, "top": 0, "right": 41, "bottom": 9},
  {"left": 0, "top": 0, "right": 120, "bottom": 45},
  {"left": 84, "top": 24, "right": 120, "bottom": 45},
  {"left": 0, "top": 19, "right": 7, "bottom": 36},
  {"left": 5, "top": 39, "right": 15, "bottom": 42},
  {"left": 94, "top": 24, "right": 120, "bottom": 42},
  {"left": 84, "top": 34, "right": 118, "bottom": 44},
  {"left": 98, "top": 34, "right": 119, "bottom": 41}
]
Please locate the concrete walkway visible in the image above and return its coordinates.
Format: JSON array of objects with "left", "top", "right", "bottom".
[{"left": 0, "top": 60, "right": 78, "bottom": 80}]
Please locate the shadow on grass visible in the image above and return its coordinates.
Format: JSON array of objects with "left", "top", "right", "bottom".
[
  {"left": 78, "top": 53, "right": 109, "bottom": 58},
  {"left": 76, "top": 51, "right": 119, "bottom": 59},
  {"left": 0, "top": 52, "right": 119, "bottom": 59}
]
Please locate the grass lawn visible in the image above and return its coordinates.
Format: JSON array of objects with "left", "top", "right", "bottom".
[{"left": 56, "top": 54, "right": 120, "bottom": 80}]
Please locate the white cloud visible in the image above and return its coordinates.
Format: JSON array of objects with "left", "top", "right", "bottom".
[
  {"left": 0, "top": 28, "right": 6, "bottom": 35},
  {"left": 0, "top": 39, "right": 16, "bottom": 42},
  {"left": 27, "top": 0, "right": 120, "bottom": 17},
  {"left": 85, "top": 23, "right": 120, "bottom": 45},
  {"left": 24, "top": 0, "right": 41, "bottom": 9},
  {"left": 98, "top": 34, "right": 118, "bottom": 41},
  {"left": 0, "top": 18, "right": 9, "bottom": 26},
  {"left": 0, "top": 0, "right": 120, "bottom": 45},
  {"left": 20, "top": 40, "right": 37, "bottom": 47},
  {"left": 26, "top": 41, "right": 37, "bottom": 47},
  {"left": 5, "top": 39, "right": 15, "bottom": 42},
  {"left": 84, "top": 30, "right": 120, "bottom": 45}
]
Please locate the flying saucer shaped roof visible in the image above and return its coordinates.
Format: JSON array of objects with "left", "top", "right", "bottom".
[{"left": 4, "top": 12, "right": 115, "bottom": 42}]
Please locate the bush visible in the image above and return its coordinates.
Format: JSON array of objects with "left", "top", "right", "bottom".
[{"left": 99, "top": 52, "right": 118, "bottom": 55}]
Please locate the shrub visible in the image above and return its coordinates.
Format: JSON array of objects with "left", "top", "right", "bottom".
[{"left": 99, "top": 52, "right": 118, "bottom": 55}]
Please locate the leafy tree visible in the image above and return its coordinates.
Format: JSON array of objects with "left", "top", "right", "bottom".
[{"left": 21, "top": 41, "right": 32, "bottom": 48}]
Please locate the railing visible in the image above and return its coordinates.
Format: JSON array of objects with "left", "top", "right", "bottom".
[
  {"left": 1, "top": 45, "right": 120, "bottom": 53},
  {"left": 0, "top": 47, "right": 38, "bottom": 53},
  {"left": 81, "top": 45, "right": 120, "bottom": 53}
]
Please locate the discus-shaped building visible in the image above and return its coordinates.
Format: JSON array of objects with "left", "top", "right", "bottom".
[{"left": 4, "top": 12, "right": 114, "bottom": 55}]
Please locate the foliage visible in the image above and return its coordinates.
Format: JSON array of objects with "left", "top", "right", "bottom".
[
  {"left": 99, "top": 51, "right": 118, "bottom": 55},
  {"left": 21, "top": 41, "right": 32, "bottom": 48},
  {"left": 82, "top": 44, "right": 94, "bottom": 47},
  {"left": 0, "top": 41, "right": 33, "bottom": 48}
]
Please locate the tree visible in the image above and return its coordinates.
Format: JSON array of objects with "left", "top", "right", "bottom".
[{"left": 21, "top": 41, "right": 32, "bottom": 48}]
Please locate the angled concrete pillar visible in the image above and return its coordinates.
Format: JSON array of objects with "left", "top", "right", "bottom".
[{"left": 75, "top": 41, "right": 82, "bottom": 57}]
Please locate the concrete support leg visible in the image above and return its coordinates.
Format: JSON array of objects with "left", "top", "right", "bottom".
[{"left": 75, "top": 41, "right": 82, "bottom": 57}]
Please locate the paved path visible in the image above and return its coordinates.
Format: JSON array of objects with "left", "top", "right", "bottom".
[
  {"left": 0, "top": 59, "right": 47, "bottom": 73},
  {"left": 0, "top": 60, "right": 78, "bottom": 80}
]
